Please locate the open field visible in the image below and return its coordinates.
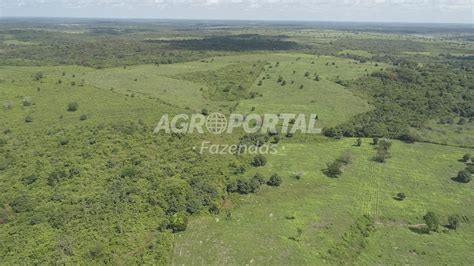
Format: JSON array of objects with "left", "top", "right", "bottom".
[{"left": 173, "top": 139, "right": 473, "bottom": 265}]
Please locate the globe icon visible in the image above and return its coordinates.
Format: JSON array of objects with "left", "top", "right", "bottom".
[{"left": 206, "top": 112, "right": 228, "bottom": 134}]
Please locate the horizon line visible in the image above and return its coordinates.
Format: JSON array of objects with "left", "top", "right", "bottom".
[{"left": 1, "top": 16, "right": 472, "bottom": 25}]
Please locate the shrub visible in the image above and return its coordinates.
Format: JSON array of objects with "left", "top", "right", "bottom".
[
  {"left": 398, "top": 134, "right": 418, "bottom": 143},
  {"left": 396, "top": 192, "right": 406, "bottom": 201},
  {"left": 24, "top": 115, "right": 33, "bottom": 123},
  {"left": 226, "top": 181, "right": 238, "bottom": 193},
  {"left": 67, "top": 102, "right": 79, "bottom": 112},
  {"left": 249, "top": 178, "right": 261, "bottom": 193},
  {"left": 448, "top": 215, "right": 461, "bottom": 230},
  {"left": 374, "top": 148, "right": 390, "bottom": 163},
  {"left": 325, "top": 161, "right": 343, "bottom": 177},
  {"left": 47, "top": 170, "right": 68, "bottom": 186},
  {"left": 58, "top": 137, "right": 69, "bottom": 146},
  {"left": 423, "top": 211, "right": 439, "bottom": 232},
  {"left": 456, "top": 170, "right": 471, "bottom": 183},
  {"left": 168, "top": 212, "right": 188, "bottom": 233},
  {"left": 356, "top": 138, "right": 362, "bottom": 146},
  {"left": 374, "top": 141, "right": 392, "bottom": 163},
  {"left": 378, "top": 139, "right": 392, "bottom": 150},
  {"left": 252, "top": 155, "right": 267, "bottom": 167},
  {"left": 22, "top": 175, "right": 38, "bottom": 185},
  {"left": 294, "top": 172, "right": 304, "bottom": 180},
  {"left": 252, "top": 173, "right": 266, "bottom": 185},
  {"left": 267, "top": 174, "right": 282, "bottom": 186},
  {"left": 462, "top": 154, "right": 471, "bottom": 163},
  {"left": 372, "top": 137, "right": 379, "bottom": 145},
  {"left": 236, "top": 178, "right": 253, "bottom": 194},
  {"left": 22, "top": 97, "right": 32, "bottom": 106},
  {"left": 0, "top": 138, "right": 6, "bottom": 146},
  {"left": 201, "top": 108, "right": 209, "bottom": 116},
  {"left": 80, "top": 114, "right": 88, "bottom": 121},
  {"left": 466, "top": 165, "right": 474, "bottom": 174},
  {"left": 11, "top": 195, "right": 33, "bottom": 213},
  {"left": 33, "top": 72, "right": 43, "bottom": 81}
]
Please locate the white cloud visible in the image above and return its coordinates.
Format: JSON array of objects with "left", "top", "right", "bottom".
[{"left": 1, "top": 0, "right": 471, "bottom": 23}]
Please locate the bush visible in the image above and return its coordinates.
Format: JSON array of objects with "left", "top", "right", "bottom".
[
  {"left": 235, "top": 178, "right": 260, "bottom": 194},
  {"left": 294, "top": 172, "right": 304, "bottom": 180},
  {"left": 356, "top": 138, "right": 362, "bottom": 146},
  {"left": 378, "top": 139, "right": 392, "bottom": 150},
  {"left": 58, "top": 137, "right": 69, "bottom": 146},
  {"left": 423, "top": 211, "right": 439, "bottom": 232},
  {"left": 33, "top": 72, "right": 43, "bottom": 81},
  {"left": 456, "top": 170, "right": 471, "bottom": 183},
  {"left": 168, "top": 212, "right": 188, "bottom": 232},
  {"left": 249, "top": 178, "right": 261, "bottom": 193},
  {"left": 0, "top": 138, "right": 6, "bottom": 147},
  {"left": 374, "top": 148, "right": 390, "bottom": 163},
  {"left": 466, "top": 165, "right": 474, "bottom": 174},
  {"left": 22, "top": 97, "right": 32, "bottom": 106},
  {"left": 396, "top": 192, "right": 406, "bottom": 201},
  {"left": 372, "top": 137, "right": 379, "bottom": 145},
  {"left": 325, "top": 161, "right": 343, "bottom": 177},
  {"left": 252, "top": 173, "right": 266, "bottom": 185},
  {"left": 47, "top": 170, "right": 68, "bottom": 186},
  {"left": 11, "top": 194, "right": 34, "bottom": 213},
  {"left": 462, "top": 154, "right": 471, "bottom": 163},
  {"left": 226, "top": 181, "right": 238, "bottom": 193},
  {"left": 267, "top": 174, "right": 282, "bottom": 186},
  {"left": 448, "top": 215, "right": 461, "bottom": 230},
  {"left": 398, "top": 134, "right": 418, "bottom": 143},
  {"left": 22, "top": 175, "right": 38, "bottom": 185},
  {"left": 67, "top": 102, "right": 79, "bottom": 112},
  {"left": 80, "top": 114, "right": 88, "bottom": 121},
  {"left": 252, "top": 155, "right": 267, "bottom": 167},
  {"left": 374, "top": 141, "right": 392, "bottom": 163},
  {"left": 24, "top": 115, "right": 33, "bottom": 123}
]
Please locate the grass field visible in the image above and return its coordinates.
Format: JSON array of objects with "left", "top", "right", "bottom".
[{"left": 173, "top": 139, "right": 473, "bottom": 265}]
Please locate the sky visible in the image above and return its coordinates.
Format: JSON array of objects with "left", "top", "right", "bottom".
[{"left": 0, "top": 0, "right": 472, "bottom": 23}]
